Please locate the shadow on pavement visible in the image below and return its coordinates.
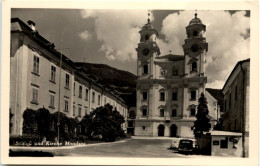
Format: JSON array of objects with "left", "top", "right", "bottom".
[{"left": 9, "top": 150, "right": 54, "bottom": 157}]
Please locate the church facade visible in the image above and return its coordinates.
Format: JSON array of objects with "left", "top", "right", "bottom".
[{"left": 134, "top": 14, "right": 218, "bottom": 138}]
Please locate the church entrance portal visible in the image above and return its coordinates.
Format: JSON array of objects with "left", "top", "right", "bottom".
[
  {"left": 170, "top": 124, "right": 177, "bottom": 137},
  {"left": 158, "top": 124, "right": 165, "bottom": 136}
]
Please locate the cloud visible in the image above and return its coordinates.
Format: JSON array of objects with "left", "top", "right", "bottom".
[
  {"left": 79, "top": 30, "right": 92, "bottom": 40},
  {"left": 159, "top": 10, "right": 250, "bottom": 89},
  {"left": 206, "top": 80, "right": 225, "bottom": 89},
  {"left": 80, "top": 10, "right": 250, "bottom": 89},
  {"left": 80, "top": 9, "right": 153, "bottom": 62}
]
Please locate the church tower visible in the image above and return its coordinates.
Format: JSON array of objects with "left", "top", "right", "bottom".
[
  {"left": 136, "top": 13, "right": 160, "bottom": 79},
  {"left": 182, "top": 12, "right": 208, "bottom": 77},
  {"left": 134, "top": 12, "right": 214, "bottom": 138}
]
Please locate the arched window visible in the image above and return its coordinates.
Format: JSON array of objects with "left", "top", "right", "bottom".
[
  {"left": 191, "top": 62, "right": 197, "bottom": 72},
  {"left": 143, "top": 64, "right": 148, "bottom": 74},
  {"left": 191, "top": 44, "right": 199, "bottom": 52},
  {"left": 189, "top": 104, "right": 196, "bottom": 116},
  {"left": 160, "top": 109, "right": 164, "bottom": 117},
  {"left": 159, "top": 89, "right": 166, "bottom": 101},
  {"left": 172, "top": 66, "right": 178, "bottom": 76},
  {"left": 129, "top": 110, "right": 135, "bottom": 118},
  {"left": 145, "top": 34, "right": 149, "bottom": 40},
  {"left": 128, "top": 121, "right": 134, "bottom": 127},
  {"left": 140, "top": 105, "right": 148, "bottom": 117},
  {"left": 193, "top": 30, "right": 198, "bottom": 36}
]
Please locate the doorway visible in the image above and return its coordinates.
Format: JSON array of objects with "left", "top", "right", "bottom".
[
  {"left": 170, "top": 124, "right": 177, "bottom": 137},
  {"left": 158, "top": 124, "right": 165, "bottom": 136}
]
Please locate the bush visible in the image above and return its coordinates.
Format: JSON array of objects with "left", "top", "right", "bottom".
[
  {"left": 22, "top": 108, "right": 37, "bottom": 135},
  {"left": 36, "top": 107, "right": 51, "bottom": 137},
  {"left": 75, "top": 135, "right": 88, "bottom": 143},
  {"left": 10, "top": 134, "right": 42, "bottom": 146}
]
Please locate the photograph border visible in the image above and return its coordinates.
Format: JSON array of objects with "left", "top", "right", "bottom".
[{"left": 1, "top": 0, "right": 259, "bottom": 165}]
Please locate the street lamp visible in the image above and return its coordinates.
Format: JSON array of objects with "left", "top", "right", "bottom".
[{"left": 55, "top": 47, "right": 70, "bottom": 147}]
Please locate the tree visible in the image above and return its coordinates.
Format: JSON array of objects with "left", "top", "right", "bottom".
[
  {"left": 193, "top": 93, "right": 211, "bottom": 138},
  {"left": 36, "top": 107, "right": 51, "bottom": 138},
  {"left": 87, "top": 104, "right": 125, "bottom": 142},
  {"left": 22, "top": 108, "right": 37, "bottom": 135},
  {"left": 10, "top": 110, "right": 14, "bottom": 134},
  {"left": 79, "top": 114, "right": 92, "bottom": 135}
]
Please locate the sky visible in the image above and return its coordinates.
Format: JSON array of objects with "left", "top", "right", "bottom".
[{"left": 11, "top": 9, "right": 250, "bottom": 89}]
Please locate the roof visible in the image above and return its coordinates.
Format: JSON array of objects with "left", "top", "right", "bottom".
[
  {"left": 11, "top": 18, "right": 76, "bottom": 68},
  {"left": 206, "top": 88, "right": 224, "bottom": 112},
  {"left": 189, "top": 17, "right": 203, "bottom": 25},
  {"left": 156, "top": 54, "right": 184, "bottom": 61},
  {"left": 222, "top": 58, "right": 250, "bottom": 92},
  {"left": 139, "top": 18, "right": 159, "bottom": 36},
  {"left": 211, "top": 130, "right": 242, "bottom": 136},
  {"left": 11, "top": 18, "right": 127, "bottom": 107}
]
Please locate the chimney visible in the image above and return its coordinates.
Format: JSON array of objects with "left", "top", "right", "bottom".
[{"left": 27, "top": 20, "right": 36, "bottom": 31}]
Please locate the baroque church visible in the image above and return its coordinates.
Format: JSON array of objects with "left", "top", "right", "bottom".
[{"left": 133, "top": 13, "right": 219, "bottom": 138}]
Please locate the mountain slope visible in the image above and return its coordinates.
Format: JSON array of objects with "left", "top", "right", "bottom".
[{"left": 75, "top": 62, "right": 137, "bottom": 94}]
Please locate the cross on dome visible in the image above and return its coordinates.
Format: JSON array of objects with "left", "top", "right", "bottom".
[{"left": 147, "top": 10, "right": 151, "bottom": 23}]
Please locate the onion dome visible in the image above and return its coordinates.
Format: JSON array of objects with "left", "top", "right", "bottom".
[
  {"left": 142, "top": 19, "right": 153, "bottom": 29},
  {"left": 189, "top": 13, "right": 203, "bottom": 25}
]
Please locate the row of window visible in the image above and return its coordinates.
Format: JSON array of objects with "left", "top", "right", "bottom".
[
  {"left": 32, "top": 56, "right": 123, "bottom": 113},
  {"left": 141, "top": 108, "right": 196, "bottom": 117},
  {"left": 141, "top": 62, "right": 197, "bottom": 75},
  {"left": 32, "top": 87, "right": 107, "bottom": 113},
  {"left": 142, "top": 90, "right": 197, "bottom": 101},
  {"left": 73, "top": 105, "right": 88, "bottom": 117},
  {"left": 33, "top": 56, "right": 71, "bottom": 88},
  {"left": 224, "top": 84, "right": 238, "bottom": 111}
]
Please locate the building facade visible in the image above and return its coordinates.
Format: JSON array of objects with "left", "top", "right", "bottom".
[
  {"left": 134, "top": 14, "right": 219, "bottom": 138},
  {"left": 10, "top": 18, "right": 128, "bottom": 136},
  {"left": 222, "top": 58, "right": 250, "bottom": 157}
]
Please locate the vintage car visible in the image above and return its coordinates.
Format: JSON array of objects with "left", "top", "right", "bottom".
[
  {"left": 169, "top": 139, "right": 180, "bottom": 149},
  {"left": 178, "top": 139, "right": 197, "bottom": 154}
]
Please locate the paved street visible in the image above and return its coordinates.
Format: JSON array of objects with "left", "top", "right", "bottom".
[{"left": 11, "top": 138, "right": 192, "bottom": 157}]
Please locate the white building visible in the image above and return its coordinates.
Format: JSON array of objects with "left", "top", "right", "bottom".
[
  {"left": 10, "top": 18, "right": 128, "bottom": 136},
  {"left": 134, "top": 13, "right": 219, "bottom": 138}
]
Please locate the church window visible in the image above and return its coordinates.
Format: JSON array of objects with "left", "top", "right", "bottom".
[
  {"left": 172, "top": 66, "right": 178, "bottom": 76},
  {"left": 172, "top": 91, "right": 177, "bottom": 101},
  {"left": 142, "top": 92, "right": 147, "bottom": 100},
  {"left": 145, "top": 34, "right": 149, "bottom": 40},
  {"left": 143, "top": 65, "right": 148, "bottom": 74},
  {"left": 129, "top": 110, "right": 135, "bottom": 118},
  {"left": 191, "top": 90, "right": 196, "bottom": 100},
  {"left": 191, "top": 62, "right": 197, "bottom": 72},
  {"left": 171, "top": 109, "right": 177, "bottom": 117},
  {"left": 190, "top": 108, "right": 196, "bottom": 116},
  {"left": 142, "top": 109, "right": 147, "bottom": 116},
  {"left": 193, "top": 30, "right": 198, "bottom": 36},
  {"left": 160, "top": 109, "right": 164, "bottom": 117},
  {"left": 160, "top": 92, "right": 165, "bottom": 101},
  {"left": 191, "top": 44, "right": 199, "bottom": 52},
  {"left": 128, "top": 121, "right": 134, "bottom": 127}
]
